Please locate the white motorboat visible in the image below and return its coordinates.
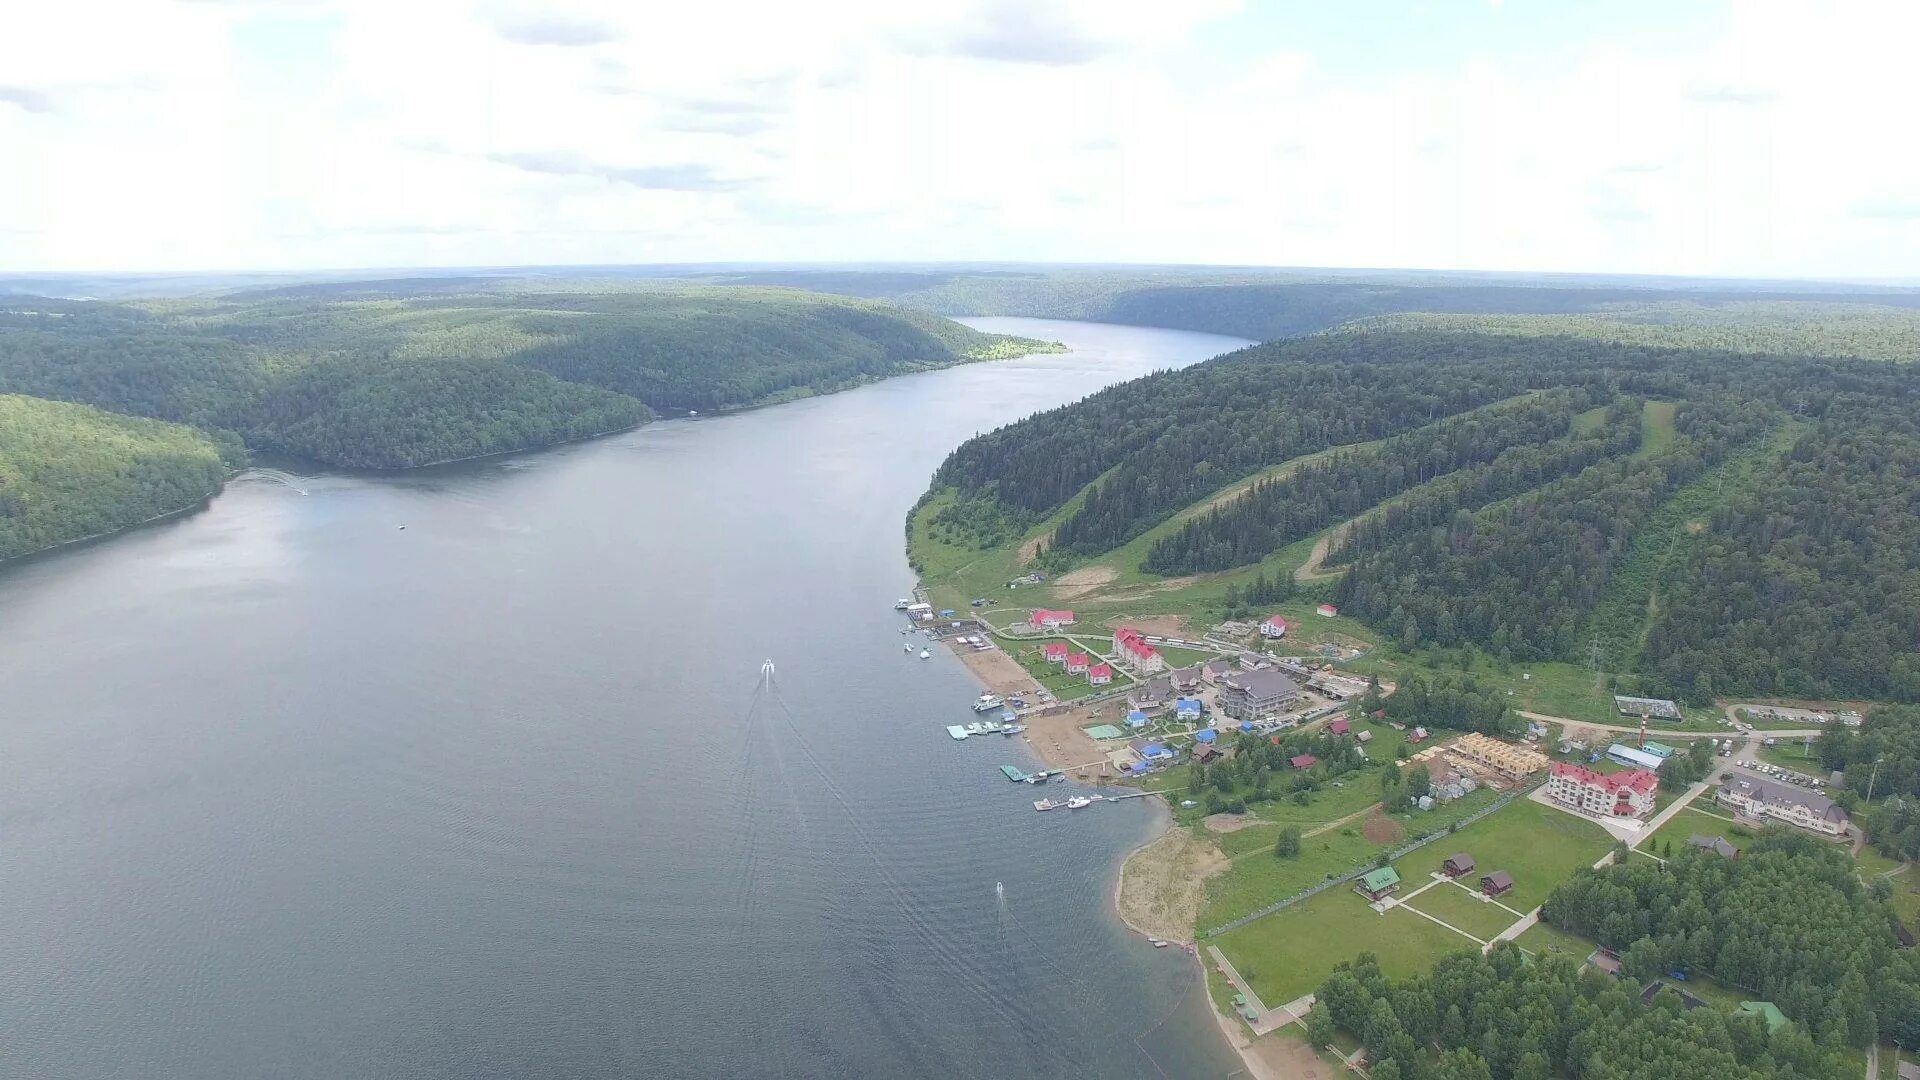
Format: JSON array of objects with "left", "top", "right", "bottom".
[
  {"left": 1034, "top": 798, "right": 1064, "bottom": 811},
  {"left": 919, "top": 648, "right": 931, "bottom": 660},
  {"left": 1066, "top": 796, "right": 1092, "bottom": 809},
  {"left": 972, "top": 693, "right": 1005, "bottom": 712}
]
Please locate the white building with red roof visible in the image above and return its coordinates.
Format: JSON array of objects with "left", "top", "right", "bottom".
[
  {"left": 1259, "top": 615, "right": 1289, "bottom": 639},
  {"left": 1545, "top": 762, "right": 1658, "bottom": 819},
  {"left": 1087, "top": 663, "right": 1113, "bottom": 686},
  {"left": 1042, "top": 642, "right": 1070, "bottom": 666},
  {"left": 1029, "top": 609, "right": 1075, "bottom": 630},
  {"left": 1111, "top": 628, "right": 1165, "bottom": 675},
  {"left": 1066, "top": 652, "right": 1090, "bottom": 675}
]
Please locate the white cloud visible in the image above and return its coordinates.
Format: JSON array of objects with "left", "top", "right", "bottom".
[{"left": 0, "top": 0, "right": 1913, "bottom": 277}]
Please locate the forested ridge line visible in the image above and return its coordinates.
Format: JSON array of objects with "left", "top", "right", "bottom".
[
  {"left": 920, "top": 309, "right": 1920, "bottom": 704},
  {"left": 0, "top": 285, "right": 1052, "bottom": 472},
  {"left": 0, "top": 283, "right": 1050, "bottom": 557}
]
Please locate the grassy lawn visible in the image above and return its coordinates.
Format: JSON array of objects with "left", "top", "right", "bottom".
[
  {"left": 1852, "top": 844, "right": 1905, "bottom": 880},
  {"left": 1401, "top": 880, "right": 1523, "bottom": 941},
  {"left": 1201, "top": 788, "right": 1508, "bottom": 924},
  {"left": 1643, "top": 804, "right": 1746, "bottom": 857},
  {"left": 1752, "top": 738, "right": 1822, "bottom": 771},
  {"left": 1398, "top": 798, "right": 1614, "bottom": 912},
  {"left": 1200, "top": 830, "right": 1384, "bottom": 927},
  {"left": 1157, "top": 645, "right": 1221, "bottom": 668},
  {"left": 1634, "top": 399, "right": 1679, "bottom": 459},
  {"left": 1215, "top": 890, "right": 1479, "bottom": 1005},
  {"left": 1514, "top": 919, "right": 1595, "bottom": 960},
  {"left": 1004, "top": 636, "right": 1108, "bottom": 700}
]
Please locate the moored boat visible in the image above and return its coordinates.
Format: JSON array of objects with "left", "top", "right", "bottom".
[
  {"left": 1066, "top": 796, "right": 1092, "bottom": 809},
  {"left": 919, "top": 648, "right": 931, "bottom": 659},
  {"left": 972, "top": 693, "right": 1005, "bottom": 712},
  {"left": 1034, "top": 798, "right": 1064, "bottom": 811}
]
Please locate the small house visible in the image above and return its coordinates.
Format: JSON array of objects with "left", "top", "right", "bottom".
[
  {"left": 1175, "top": 698, "right": 1203, "bottom": 721},
  {"left": 1442, "top": 853, "right": 1476, "bottom": 878},
  {"left": 1042, "top": 642, "right": 1070, "bottom": 666},
  {"left": 1329, "top": 717, "right": 1351, "bottom": 735},
  {"left": 1686, "top": 834, "right": 1738, "bottom": 860},
  {"left": 1259, "top": 615, "right": 1289, "bottom": 639},
  {"left": 1170, "top": 665, "right": 1203, "bottom": 693},
  {"left": 1126, "top": 709, "right": 1150, "bottom": 728},
  {"left": 1587, "top": 947, "right": 1624, "bottom": 977},
  {"left": 1087, "top": 663, "right": 1113, "bottom": 686},
  {"left": 1030, "top": 609, "right": 1076, "bottom": 630},
  {"left": 1408, "top": 727, "right": 1429, "bottom": 744},
  {"left": 1200, "top": 659, "right": 1237, "bottom": 686},
  {"left": 1066, "top": 653, "right": 1090, "bottom": 675},
  {"left": 1354, "top": 866, "right": 1401, "bottom": 902},
  {"left": 1193, "top": 728, "right": 1217, "bottom": 744},
  {"left": 1192, "top": 743, "right": 1222, "bottom": 765},
  {"left": 1480, "top": 870, "right": 1514, "bottom": 898},
  {"left": 1356, "top": 729, "right": 1374, "bottom": 743},
  {"left": 1316, "top": 603, "right": 1338, "bottom": 617},
  {"left": 1289, "top": 754, "right": 1318, "bottom": 770}
]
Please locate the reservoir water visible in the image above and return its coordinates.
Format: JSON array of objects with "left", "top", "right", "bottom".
[{"left": 0, "top": 318, "right": 1253, "bottom": 1079}]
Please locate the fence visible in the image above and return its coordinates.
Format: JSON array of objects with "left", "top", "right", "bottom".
[{"left": 1202, "top": 790, "right": 1522, "bottom": 938}]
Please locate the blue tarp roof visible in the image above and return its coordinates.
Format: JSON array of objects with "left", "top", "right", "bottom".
[
  {"left": 1127, "top": 710, "right": 1149, "bottom": 726},
  {"left": 1128, "top": 761, "right": 1152, "bottom": 773},
  {"left": 1176, "top": 698, "right": 1202, "bottom": 712},
  {"left": 1239, "top": 722, "right": 1255, "bottom": 731},
  {"left": 1142, "top": 742, "right": 1170, "bottom": 758},
  {"left": 1194, "top": 729, "right": 1217, "bottom": 743}
]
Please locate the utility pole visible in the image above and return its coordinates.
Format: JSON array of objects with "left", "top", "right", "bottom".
[{"left": 1867, "top": 756, "right": 1887, "bottom": 804}]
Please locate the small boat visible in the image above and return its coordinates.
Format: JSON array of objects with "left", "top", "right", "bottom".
[
  {"left": 1034, "top": 798, "right": 1064, "bottom": 811},
  {"left": 919, "top": 649, "right": 931, "bottom": 660},
  {"left": 1150, "top": 939, "right": 1169, "bottom": 948},
  {"left": 972, "top": 693, "right": 1005, "bottom": 712},
  {"left": 895, "top": 598, "right": 911, "bottom": 610},
  {"left": 1066, "top": 796, "right": 1093, "bottom": 809},
  {"left": 1001, "top": 724, "right": 1027, "bottom": 735},
  {"left": 904, "top": 643, "right": 913, "bottom": 653}
]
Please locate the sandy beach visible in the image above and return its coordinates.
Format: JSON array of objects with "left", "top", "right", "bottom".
[{"left": 1113, "top": 826, "right": 1227, "bottom": 943}]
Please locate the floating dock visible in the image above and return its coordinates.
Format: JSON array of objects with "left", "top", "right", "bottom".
[{"left": 1000, "top": 765, "right": 1029, "bottom": 782}]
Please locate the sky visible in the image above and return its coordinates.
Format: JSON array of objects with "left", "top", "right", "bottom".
[{"left": 1, "top": 0, "right": 1916, "bottom": 278}]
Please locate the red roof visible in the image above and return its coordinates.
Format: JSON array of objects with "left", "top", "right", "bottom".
[
  {"left": 1087, "top": 663, "right": 1113, "bottom": 679},
  {"left": 1317, "top": 604, "right": 1338, "bottom": 617},
  {"left": 1551, "top": 761, "right": 1658, "bottom": 795},
  {"left": 1329, "top": 718, "right": 1351, "bottom": 735},
  {"left": 1032, "top": 609, "right": 1074, "bottom": 625},
  {"left": 1042, "top": 643, "right": 1069, "bottom": 658},
  {"left": 1262, "top": 614, "right": 1289, "bottom": 631},
  {"left": 1114, "top": 627, "right": 1161, "bottom": 662},
  {"left": 1067, "top": 652, "right": 1089, "bottom": 666},
  {"left": 1290, "top": 754, "right": 1318, "bottom": 769}
]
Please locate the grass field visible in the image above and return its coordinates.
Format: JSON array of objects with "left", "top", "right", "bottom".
[
  {"left": 1401, "top": 879, "right": 1522, "bottom": 941},
  {"left": 1197, "top": 787, "right": 1505, "bottom": 926},
  {"left": 1214, "top": 887, "right": 1480, "bottom": 1005},
  {"left": 1513, "top": 919, "right": 1594, "bottom": 960},
  {"left": 1752, "top": 738, "right": 1823, "bottom": 770},
  {"left": 1634, "top": 399, "right": 1679, "bottom": 460},
  {"left": 1398, "top": 798, "right": 1614, "bottom": 911},
  {"left": 1643, "top": 803, "right": 1745, "bottom": 857}
]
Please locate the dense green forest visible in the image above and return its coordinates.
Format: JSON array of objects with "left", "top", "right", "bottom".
[
  {"left": 1312, "top": 946, "right": 1852, "bottom": 1080},
  {"left": 1542, "top": 831, "right": 1919, "bottom": 1050},
  {"left": 0, "top": 283, "right": 1048, "bottom": 555},
  {"left": 0, "top": 394, "right": 229, "bottom": 560},
  {"left": 922, "top": 305, "right": 1920, "bottom": 703}
]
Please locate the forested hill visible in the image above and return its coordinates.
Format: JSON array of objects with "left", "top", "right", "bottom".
[
  {"left": 0, "top": 394, "right": 230, "bottom": 561},
  {"left": 709, "top": 267, "right": 1920, "bottom": 343},
  {"left": 916, "top": 309, "right": 1920, "bottom": 705},
  {"left": 0, "top": 284, "right": 1049, "bottom": 557},
  {"left": 0, "top": 286, "right": 1050, "bottom": 471}
]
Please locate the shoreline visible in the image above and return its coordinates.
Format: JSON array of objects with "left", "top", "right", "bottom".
[{"left": 940, "top": 623, "right": 1295, "bottom": 1080}]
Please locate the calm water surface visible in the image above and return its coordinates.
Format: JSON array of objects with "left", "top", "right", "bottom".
[{"left": 0, "top": 318, "right": 1254, "bottom": 1079}]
